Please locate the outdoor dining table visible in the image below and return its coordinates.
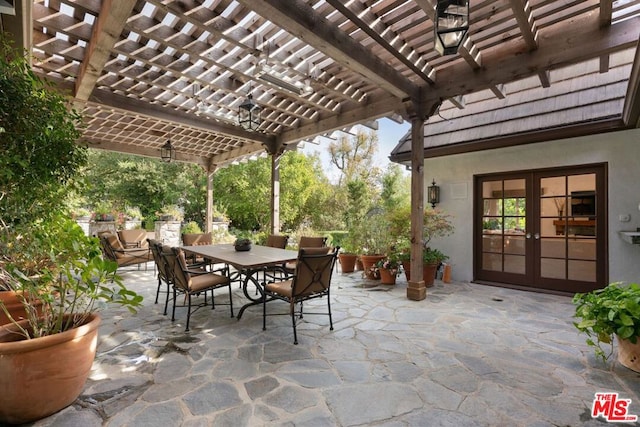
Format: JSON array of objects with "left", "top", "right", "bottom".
[{"left": 181, "top": 244, "right": 298, "bottom": 319}]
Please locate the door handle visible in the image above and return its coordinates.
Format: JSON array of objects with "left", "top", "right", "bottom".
[
  {"left": 525, "top": 233, "right": 531, "bottom": 239},
  {"left": 534, "top": 233, "right": 540, "bottom": 240}
]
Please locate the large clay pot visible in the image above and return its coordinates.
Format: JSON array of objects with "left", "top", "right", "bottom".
[
  {"left": 0, "top": 313, "right": 101, "bottom": 424},
  {"left": 0, "top": 290, "right": 43, "bottom": 326},
  {"left": 379, "top": 268, "right": 397, "bottom": 285},
  {"left": 617, "top": 335, "right": 640, "bottom": 373},
  {"left": 338, "top": 253, "right": 358, "bottom": 273},
  {"left": 402, "top": 262, "right": 438, "bottom": 287},
  {"left": 360, "top": 254, "right": 385, "bottom": 280}
]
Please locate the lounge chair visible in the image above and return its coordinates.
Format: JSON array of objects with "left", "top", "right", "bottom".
[{"left": 99, "top": 232, "right": 153, "bottom": 271}]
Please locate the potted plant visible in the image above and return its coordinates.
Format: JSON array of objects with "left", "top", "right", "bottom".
[
  {"left": 375, "top": 255, "right": 401, "bottom": 285},
  {"left": 0, "top": 218, "right": 143, "bottom": 425},
  {"left": 157, "top": 204, "right": 184, "bottom": 222},
  {"left": 234, "top": 231, "right": 253, "bottom": 252},
  {"left": 93, "top": 201, "right": 115, "bottom": 221},
  {"left": 357, "top": 211, "right": 392, "bottom": 279},
  {"left": 389, "top": 206, "right": 454, "bottom": 286},
  {"left": 573, "top": 282, "right": 640, "bottom": 372}
]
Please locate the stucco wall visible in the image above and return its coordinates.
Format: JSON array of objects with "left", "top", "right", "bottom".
[{"left": 424, "top": 128, "right": 640, "bottom": 285}]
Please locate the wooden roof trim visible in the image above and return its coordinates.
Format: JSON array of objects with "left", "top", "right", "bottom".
[{"left": 622, "top": 38, "right": 640, "bottom": 127}]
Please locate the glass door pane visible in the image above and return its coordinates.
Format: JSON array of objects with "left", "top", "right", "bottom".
[
  {"left": 539, "top": 173, "right": 596, "bottom": 282},
  {"left": 481, "top": 179, "right": 526, "bottom": 275}
]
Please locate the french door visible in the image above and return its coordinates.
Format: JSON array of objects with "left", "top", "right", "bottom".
[{"left": 474, "top": 165, "right": 607, "bottom": 294}]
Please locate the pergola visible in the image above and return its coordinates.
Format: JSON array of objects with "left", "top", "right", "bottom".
[{"left": 2, "top": 0, "right": 639, "bottom": 296}]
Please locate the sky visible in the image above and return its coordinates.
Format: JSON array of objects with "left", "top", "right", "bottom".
[{"left": 300, "top": 117, "right": 411, "bottom": 182}]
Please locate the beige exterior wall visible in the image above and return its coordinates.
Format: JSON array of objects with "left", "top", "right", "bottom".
[{"left": 423, "top": 128, "right": 640, "bottom": 285}]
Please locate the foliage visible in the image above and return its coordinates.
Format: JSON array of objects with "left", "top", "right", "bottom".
[
  {"left": 124, "top": 206, "right": 143, "bottom": 220},
  {"left": 181, "top": 221, "right": 202, "bottom": 234},
  {"left": 375, "top": 254, "right": 401, "bottom": 271},
  {"left": 0, "top": 34, "right": 86, "bottom": 226},
  {"left": 573, "top": 282, "right": 640, "bottom": 363},
  {"left": 423, "top": 247, "right": 449, "bottom": 264},
  {"left": 0, "top": 215, "right": 143, "bottom": 339},
  {"left": 157, "top": 204, "right": 184, "bottom": 221},
  {"left": 78, "top": 150, "right": 199, "bottom": 225},
  {"left": 71, "top": 207, "right": 91, "bottom": 219},
  {"left": 213, "top": 151, "right": 331, "bottom": 231},
  {"left": 387, "top": 205, "right": 455, "bottom": 248},
  {"left": 329, "top": 130, "right": 381, "bottom": 187}
]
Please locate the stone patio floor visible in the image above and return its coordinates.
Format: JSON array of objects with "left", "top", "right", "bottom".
[{"left": 30, "top": 265, "right": 640, "bottom": 427}]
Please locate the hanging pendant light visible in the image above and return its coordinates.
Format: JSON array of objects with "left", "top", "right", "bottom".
[
  {"left": 161, "top": 140, "right": 175, "bottom": 163},
  {"left": 435, "top": 0, "right": 469, "bottom": 56},
  {"left": 238, "top": 93, "right": 262, "bottom": 132}
]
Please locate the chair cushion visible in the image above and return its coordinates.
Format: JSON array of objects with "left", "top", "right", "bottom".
[
  {"left": 105, "top": 233, "right": 124, "bottom": 251},
  {"left": 190, "top": 272, "right": 229, "bottom": 292},
  {"left": 118, "top": 229, "right": 148, "bottom": 248},
  {"left": 298, "top": 236, "right": 327, "bottom": 248},
  {"left": 182, "top": 233, "right": 212, "bottom": 246},
  {"left": 265, "top": 280, "right": 293, "bottom": 297}
]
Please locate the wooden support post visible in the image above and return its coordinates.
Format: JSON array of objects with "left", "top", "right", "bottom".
[
  {"left": 271, "top": 153, "right": 281, "bottom": 235},
  {"left": 407, "top": 114, "right": 426, "bottom": 301},
  {"left": 205, "top": 170, "right": 214, "bottom": 233}
]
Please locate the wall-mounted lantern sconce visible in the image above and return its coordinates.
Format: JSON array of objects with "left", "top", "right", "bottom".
[
  {"left": 428, "top": 179, "right": 440, "bottom": 208},
  {"left": 161, "top": 139, "right": 175, "bottom": 163},
  {"left": 435, "top": 0, "right": 469, "bottom": 56},
  {"left": 238, "top": 93, "right": 262, "bottom": 131}
]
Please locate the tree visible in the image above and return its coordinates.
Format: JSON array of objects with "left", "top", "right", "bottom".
[
  {"left": 328, "top": 130, "right": 381, "bottom": 186},
  {"left": 0, "top": 35, "right": 86, "bottom": 225}
]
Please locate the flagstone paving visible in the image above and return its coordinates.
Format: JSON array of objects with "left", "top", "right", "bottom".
[{"left": 31, "top": 266, "right": 640, "bottom": 426}]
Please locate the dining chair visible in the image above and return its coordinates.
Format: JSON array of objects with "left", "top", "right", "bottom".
[
  {"left": 283, "top": 236, "right": 328, "bottom": 275},
  {"left": 168, "top": 247, "right": 234, "bottom": 332},
  {"left": 148, "top": 239, "right": 174, "bottom": 315},
  {"left": 262, "top": 246, "right": 339, "bottom": 344},
  {"left": 265, "top": 234, "right": 289, "bottom": 249}
]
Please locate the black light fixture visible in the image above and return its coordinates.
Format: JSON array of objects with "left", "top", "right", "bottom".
[
  {"left": 238, "top": 93, "right": 262, "bottom": 132},
  {"left": 161, "top": 139, "right": 175, "bottom": 163},
  {"left": 428, "top": 179, "right": 440, "bottom": 208},
  {"left": 434, "top": 0, "right": 469, "bottom": 56}
]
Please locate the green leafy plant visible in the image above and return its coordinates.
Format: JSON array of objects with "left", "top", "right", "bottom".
[
  {"left": 0, "top": 215, "right": 143, "bottom": 339},
  {"left": 182, "top": 221, "right": 202, "bottom": 234},
  {"left": 157, "top": 204, "right": 184, "bottom": 221},
  {"left": 124, "top": 206, "right": 143, "bottom": 220},
  {"left": 423, "top": 247, "right": 448, "bottom": 264},
  {"left": 0, "top": 35, "right": 85, "bottom": 226},
  {"left": 573, "top": 282, "right": 640, "bottom": 363},
  {"left": 375, "top": 254, "right": 401, "bottom": 272}
]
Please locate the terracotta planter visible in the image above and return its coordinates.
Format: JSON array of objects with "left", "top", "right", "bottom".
[
  {"left": 379, "top": 268, "right": 397, "bottom": 285},
  {"left": 0, "top": 313, "right": 101, "bottom": 424},
  {"left": 617, "top": 335, "right": 640, "bottom": 373},
  {"left": 0, "top": 290, "right": 43, "bottom": 326},
  {"left": 360, "top": 254, "right": 385, "bottom": 280},
  {"left": 338, "top": 253, "right": 358, "bottom": 273},
  {"left": 401, "top": 261, "right": 438, "bottom": 287}
]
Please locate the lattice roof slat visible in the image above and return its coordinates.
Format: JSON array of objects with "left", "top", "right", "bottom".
[{"left": 0, "top": 0, "right": 630, "bottom": 168}]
